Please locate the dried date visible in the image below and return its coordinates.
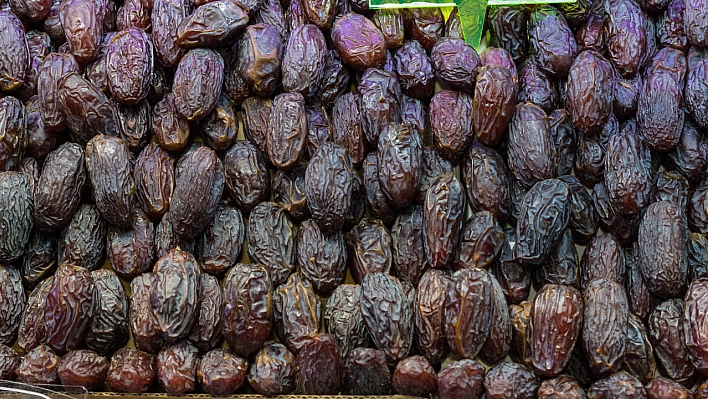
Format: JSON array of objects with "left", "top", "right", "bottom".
[{"left": 222, "top": 263, "right": 272, "bottom": 357}]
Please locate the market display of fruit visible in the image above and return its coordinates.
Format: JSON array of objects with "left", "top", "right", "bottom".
[{"left": 0, "top": 0, "right": 707, "bottom": 397}]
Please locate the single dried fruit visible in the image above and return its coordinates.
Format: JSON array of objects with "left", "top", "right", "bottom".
[
  {"left": 44, "top": 264, "right": 95, "bottom": 355},
  {"left": 247, "top": 342, "right": 295, "bottom": 396},
  {"left": 222, "top": 263, "right": 272, "bottom": 357}
]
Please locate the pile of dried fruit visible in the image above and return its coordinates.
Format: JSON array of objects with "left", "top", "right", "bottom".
[{"left": 0, "top": 0, "right": 707, "bottom": 397}]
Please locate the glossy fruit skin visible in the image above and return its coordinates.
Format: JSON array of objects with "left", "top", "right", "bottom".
[
  {"left": 516, "top": 179, "right": 570, "bottom": 266},
  {"left": 586, "top": 371, "right": 646, "bottom": 399},
  {"left": 107, "top": 348, "right": 156, "bottom": 393},
  {"left": 152, "top": 0, "right": 187, "bottom": 67},
  {"left": 200, "top": 94, "right": 238, "bottom": 153},
  {"left": 331, "top": 13, "right": 386, "bottom": 71},
  {"left": 363, "top": 152, "right": 398, "bottom": 226},
  {"left": 222, "top": 263, "right": 272, "bottom": 357},
  {"left": 688, "top": 233, "right": 708, "bottom": 280},
  {"left": 247, "top": 342, "right": 295, "bottom": 396},
  {"left": 324, "top": 284, "right": 369, "bottom": 359},
  {"left": 479, "top": 274, "right": 512, "bottom": 365},
  {"left": 437, "top": 359, "right": 486, "bottom": 399},
  {"left": 236, "top": 24, "right": 282, "bottom": 97},
  {"left": 116, "top": 101, "right": 151, "bottom": 153},
  {"left": 152, "top": 94, "right": 190, "bottom": 154},
  {"left": 86, "top": 269, "right": 129, "bottom": 356},
  {"left": 358, "top": 68, "right": 402, "bottom": 148},
  {"left": 518, "top": 60, "right": 558, "bottom": 112},
  {"left": 306, "top": 142, "right": 354, "bottom": 235},
  {"left": 297, "top": 219, "right": 346, "bottom": 294},
  {"left": 223, "top": 140, "right": 271, "bottom": 213},
  {"left": 430, "top": 90, "right": 474, "bottom": 160},
  {"left": 247, "top": 202, "right": 296, "bottom": 286},
  {"left": 331, "top": 93, "right": 366, "bottom": 168},
  {"left": 177, "top": 0, "right": 248, "bottom": 48},
  {"left": 0, "top": 173, "right": 33, "bottom": 264},
  {"left": 150, "top": 250, "right": 201, "bottom": 345},
  {"left": 0, "top": 264, "right": 24, "bottom": 346},
  {"left": 342, "top": 347, "right": 391, "bottom": 395},
  {"left": 18, "top": 277, "right": 53, "bottom": 352},
  {"left": 667, "top": 121, "right": 708, "bottom": 182},
  {"left": 405, "top": 8, "right": 443, "bottom": 53},
  {"left": 473, "top": 66, "right": 516, "bottom": 146},
  {"left": 605, "top": 0, "right": 646, "bottom": 78},
  {"left": 488, "top": 7, "right": 528, "bottom": 64},
  {"left": 582, "top": 278, "right": 629, "bottom": 378},
  {"left": 153, "top": 217, "right": 194, "bottom": 261},
  {"left": 637, "top": 52, "right": 686, "bottom": 152},
  {"left": 637, "top": 201, "right": 687, "bottom": 298},
  {"left": 683, "top": 279, "right": 708, "bottom": 375},
  {"left": 130, "top": 273, "right": 163, "bottom": 354},
  {"left": 535, "top": 228, "right": 580, "bottom": 289},
  {"left": 361, "top": 272, "right": 413, "bottom": 364},
  {"left": 17, "top": 345, "right": 60, "bottom": 384},
  {"left": 508, "top": 104, "right": 557, "bottom": 188},
  {"left": 484, "top": 362, "right": 540, "bottom": 399},
  {"left": 195, "top": 349, "right": 246, "bottom": 396},
  {"left": 684, "top": 0, "right": 708, "bottom": 47},
  {"left": 494, "top": 231, "right": 532, "bottom": 305},
  {"left": 377, "top": 122, "right": 423, "bottom": 210},
  {"left": 37, "top": 53, "right": 79, "bottom": 132},
  {"left": 462, "top": 145, "right": 510, "bottom": 224},
  {"left": 445, "top": 267, "right": 493, "bottom": 360},
  {"left": 294, "top": 333, "right": 341, "bottom": 394},
  {"left": 58, "top": 72, "right": 119, "bottom": 144},
  {"left": 198, "top": 203, "right": 244, "bottom": 275},
  {"left": 0, "top": 11, "right": 28, "bottom": 92},
  {"left": 282, "top": 25, "right": 327, "bottom": 100},
  {"left": 581, "top": 233, "right": 625, "bottom": 290},
  {"left": 169, "top": 146, "right": 225, "bottom": 240},
  {"left": 60, "top": 0, "right": 105, "bottom": 63},
  {"left": 156, "top": 341, "right": 199, "bottom": 395},
  {"left": 241, "top": 97, "right": 272, "bottom": 155},
  {"left": 106, "top": 27, "right": 153, "bottom": 105},
  {"left": 86, "top": 135, "right": 135, "bottom": 229},
  {"left": 529, "top": 7, "right": 578, "bottom": 79},
  {"left": 645, "top": 377, "right": 693, "bottom": 399},
  {"left": 531, "top": 284, "right": 583, "bottom": 377},
  {"left": 107, "top": 209, "right": 155, "bottom": 279},
  {"left": 622, "top": 314, "right": 656, "bottom": 384},
  {"left": 393, "top": 40, "right": 434, "bottom": 99},
  {"left": 273, "top": 273, "right": 320, "bottom": 354},
  {"left": 57, "top": 349, "right": 109, "bottom": 391},
  {"left": 0, "top": 97, "right": 28, "bottom": 173},
  {"left": 346, "top": 218, "right": 392, "bottom": 283},
  {"left": 686, "top": 49, "right": 708, "bottom": 133},
  {"left": 593, "top": 180, "right": 640, "bottom": 245},
  {"left": 44, "top": 264, "right": 95, "bottom": 356},
  {"left": 429, "top": 38, "right": 479, "bottom": 93},
  {"left": 423, "top": 174, "right": 464, "bottom": 270},
  {"left": 173, "top": 49, "right": 224, "bottom": 122},
  {"left": 567, "top": 50, "right": 614, "bottom": 135},
  {"left": 0, "top": 344, "right": 19, "bottom": 380},
  {"left": 537, "top": 374, "right": 586, "bottom": 399},
  {"left": 273, "top": 166, "right": 310, "bottom": 223},
  {"left": 317, "top": 50, "right": 350, "bottom": 108},
  {"left": 392, "top": 355, "right": 437, "bottom": 397},
  {"left": 456, "top": 211, "right": 503, "bottom": 271},
  {"left": 304, "top": 105, "right": 332, "bottom": 161},
  {"left": 391, "top": 205, "right": 425, "bottom": 286},
  {"left": 188, "top": 273, "right": 223, "bottom": 352},
  {"left": 559, "top": 175, "right": 599, "bottom": 244},
  {"left": 267, "top": 92, "right": 307, "bottom": 172}
]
